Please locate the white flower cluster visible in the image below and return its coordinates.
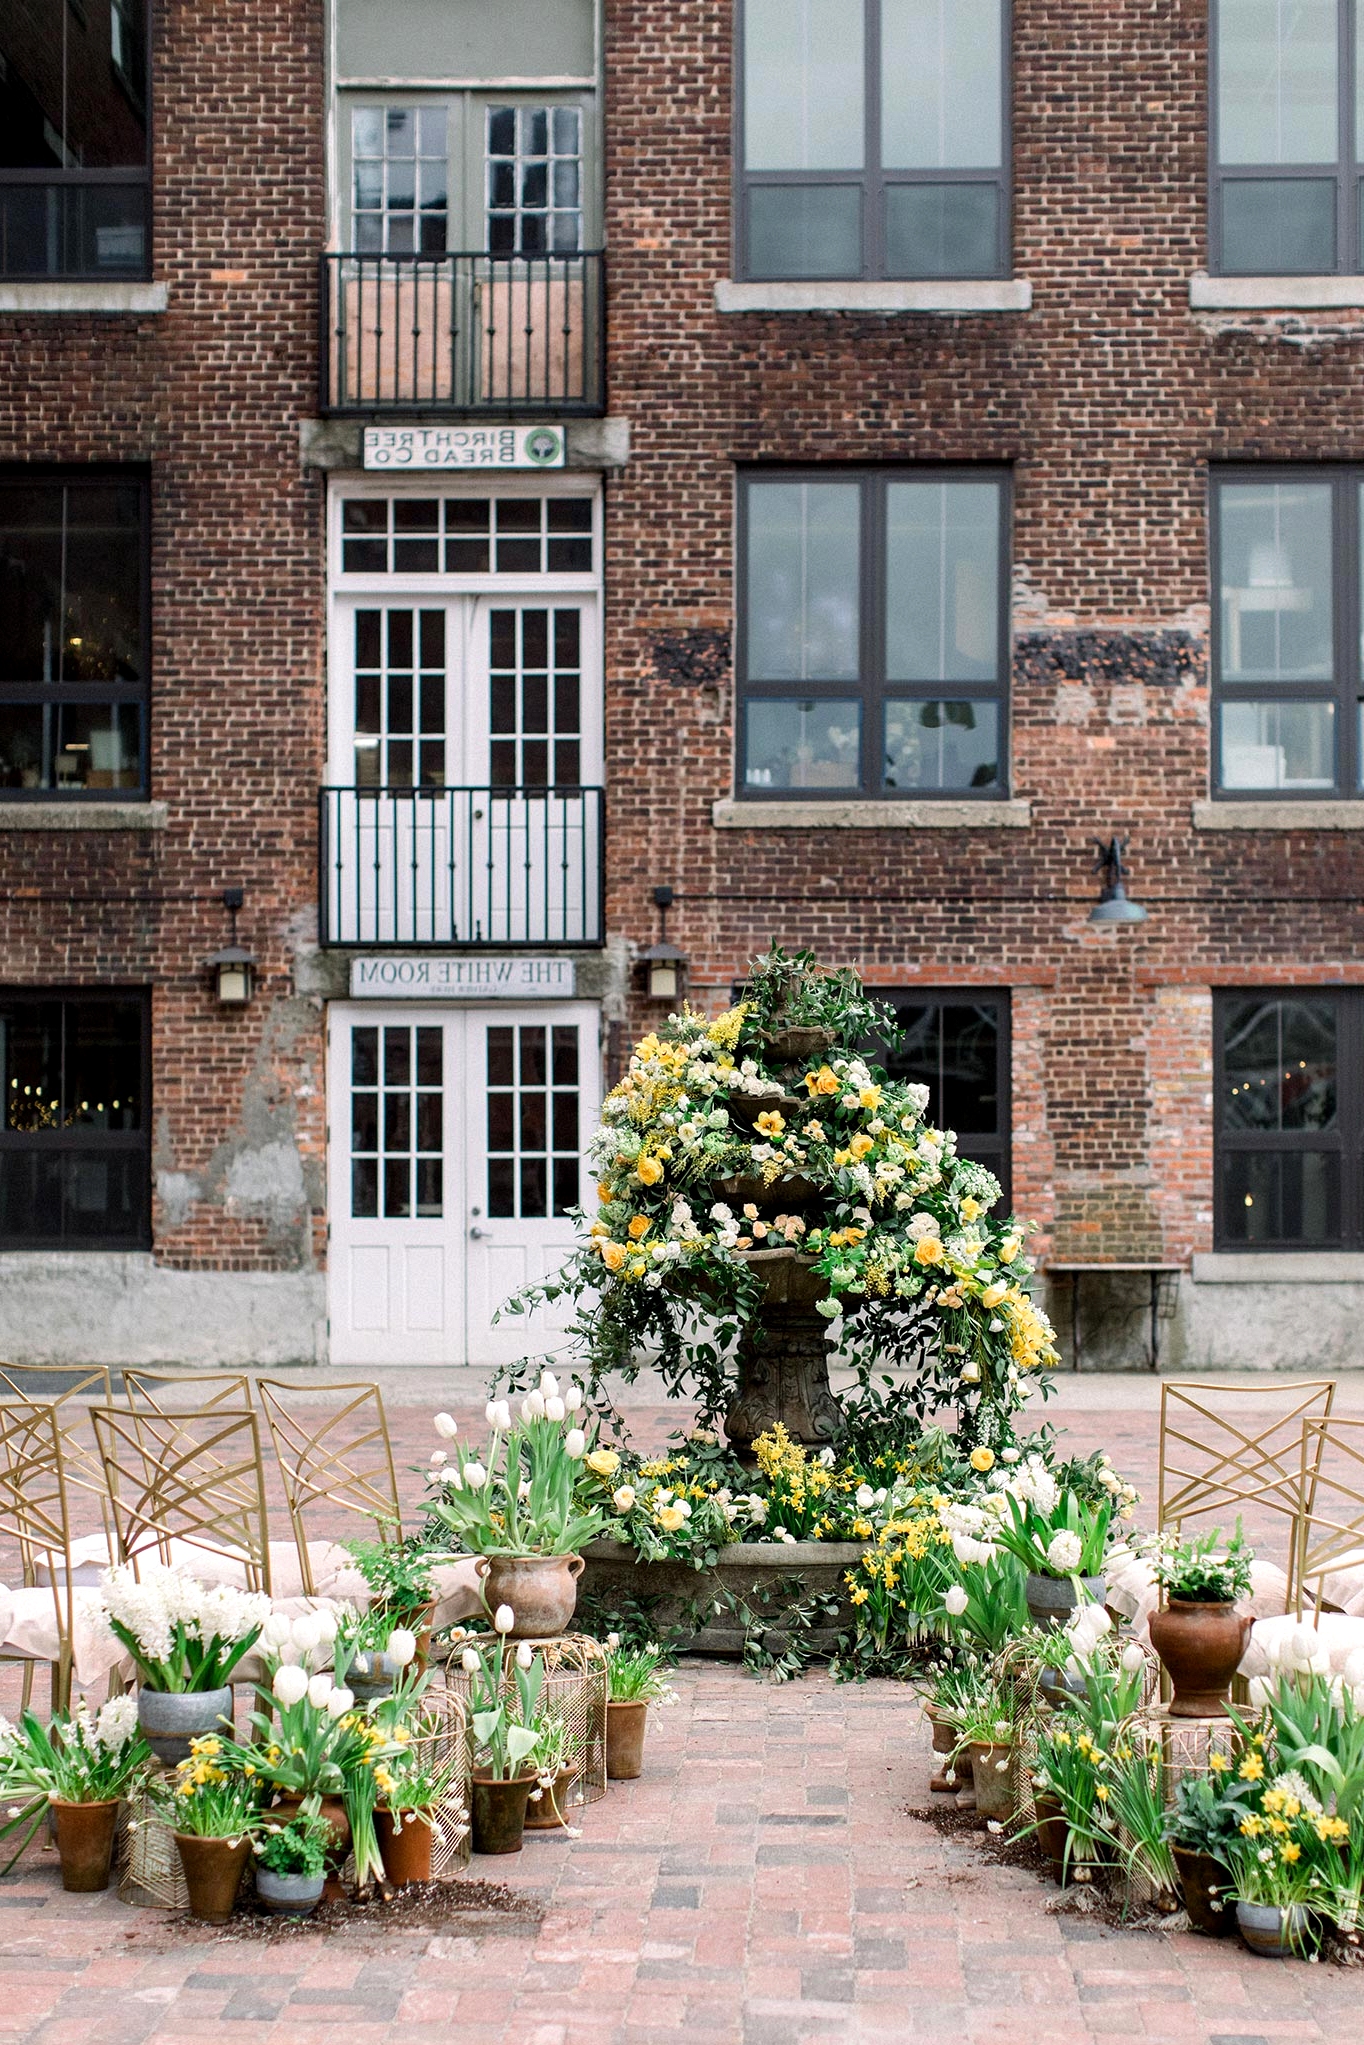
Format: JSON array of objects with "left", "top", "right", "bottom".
[
  {"left": 1245, "top": 1632, "right": 1364, "bottom": 1712},
  {"left": 936, "top": 1498, "right": 999, "bottom": 1567},
  {"left": 260, "top": 1606, "right": 341, "bottom": 1669},
  {"left": 63, "top": 1693, "right": 142, "bottom": 1758},
  {"left": 1045, "top": 1530, "right": 1084, "bottom": 1574},
  {"left": 98, "top": 1564, "right": 271, "bottom": 1664},
  {"left": 992, "top": 1454, "right": 1059, "bottom": 1518}
]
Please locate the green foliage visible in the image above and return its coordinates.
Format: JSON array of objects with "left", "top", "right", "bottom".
[
  {"left": 254, "top": 1804, "right": 331, "bottom": 1878},
  {"left": 605, "top": 1640, "right": 676, "bottom": 1703},
  {"left": 344, "top": 1534, "right": 440, "bottom": 1629},
  {"left": 990, "top": 1487, "right": 1112, "bottom": 1579},
  {"left": 1154, "top": 1520, "right": 1254, "bottom": 1603},
  {"left": 1164, "top": 1760, "right": 1256, "bottom": 1859},
  {"left": 738, "top": 942, "right": 896, "bottom": 1041}
]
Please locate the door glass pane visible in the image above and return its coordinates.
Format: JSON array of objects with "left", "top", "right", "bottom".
[
  {"left": 884, "top": 184, "right": 1000, "bottom": 278},
  {"left": 1218, "top": 481, "right": 1333, "bottom": 681},
  {"left": 743, "top": 0, "right": 864, "bottom": 169},
  {"left": 1220, "top": 177, "right": 1336, "bottom": 271},
  {"left": 883, "top": 699, "right": 1000, "bottom": 790},
  {"left": 886, "top": 481, "right": 1000, "bottom": 682},
  {"left": 1216, "top": 0, "right": 1337, "bottom": 163},
  {"left": 352, "top": 103, "right": 448, "bottom": 253},
  {"left": 1221, "top": 1150, "right": 1338, "bottom": 1242},
  {"left": 1218, "top": 699, "right": 1335, "bottom": 788},
  {"left": 486, "top": 104, "right": 582, "bottom": 255},
  {"left": 744, "top": 698, "right": 862, "bottom": 788},
  {"left": 746, "top": 483, "right": 860, "bottom": 681},
  {"left": 1222, "top": 997, "right": 1337, "bottom": 1129},
  {"left": 485, "top": 1022, "right": 580, "bottom": 1218},
  {"left": 488, "top": 607, "right": 582, "bottom": 788},
  {"left": 881, "top": 0, "right": 1002, "bottom": 168},
  {"left": 746, "top": 186, "right": 862, "bottom": 279},
  {"left": 353, "top": 608, "right": 447, "bottom": 788},
  {"left": 350, "top": 1023, "right": 442, "bottom": 1220}
]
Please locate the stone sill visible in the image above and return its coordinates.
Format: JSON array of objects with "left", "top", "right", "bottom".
[
  {"left": 1192, "top": 799, "right": 1364, "bottom": 830},
  {"left": 713, "top": 797, "right": 1031, "bottom": 830},
  {"left": 0, "top": 280, "right": 168, "bottom": 314},
  {"left": 300, "top": 415, "right": 630, "bottom": 471},
  {"left": 1192, "top": 1252, "right": 1364, "bottom": 1283},
  {"left": 0, "top": 801, "right": 167, "bottom": 830},
  {"left": 715, "top": 278, "right": 1032, "bottom": 315},
  {"left": 1189, "top": 272, "right": 1364, "bottom": 310}
]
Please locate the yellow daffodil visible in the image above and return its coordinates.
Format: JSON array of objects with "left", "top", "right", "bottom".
[{"left": 756, "top": 1110, "right": 786, "bottom": 1137}]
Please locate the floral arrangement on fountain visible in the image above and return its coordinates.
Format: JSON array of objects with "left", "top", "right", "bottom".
[{"left": 507, "top": 946, "right": 1058, "bottom": 1449}]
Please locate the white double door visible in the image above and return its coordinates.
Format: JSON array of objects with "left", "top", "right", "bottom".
[{"left": 327, "top": 1001, "right": 600, "bottom": 1366}]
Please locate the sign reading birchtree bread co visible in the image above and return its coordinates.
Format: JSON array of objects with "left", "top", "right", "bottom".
[
  {"left": 362, "top": 425, "right": 565, "bottom": 471},
  {"left": 349, "top": 954, "right": 577, "bottom": 998}
]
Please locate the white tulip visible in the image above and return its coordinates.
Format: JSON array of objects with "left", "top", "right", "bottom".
[
  {"left": 545, "top": 1396, "right": 567, "bottom": 1423},
  {"left": 434, "top": 1412, "right": 459, "bottom": 1440},
  {"left": 314, "top": 1609, "right": 339, "bottom": 1645},
  {"left": 386, "top": 1627, "right": 417, "bottom": 1668},
  {"left": 944, "top": 1585, "right": 969, "bottom": 1617},
  {"left": 326, "top": 1687, "right": 354, "bottom": 1719},
  {"left": 463, "top": 1460, "right": 488, "bottom": 1491},
  {"left": 307, "top": 1673, "right": 334, "bottom": 1709},
  {"left": 291, "top": 1614, "right": 323, "bottom": 1654},
  {"left": 261, "top": 1611, "right": 292, "bottom": 1648},
  {"left": 516, "top": 1642, "right": 534, "bottom": 1670},
  {"left": 1344, "top": 1648, "right": 1364, "bottom": 1687},
  {"left": 855, "top": 1485, "right": 875, "bottom": 1511},
  {"left": 1120, "top": 1643, "right": 1146, "bottom": 1673},
  {"left": 461, "top": 1647, "right": 481, "bottom": 1674},
  {"left": 539, "top": 1371, "right": 560, "bottom": 1400},
  {"left": 494, "top": 1605, "right": 516, "bottom": 1635},
  {"left": 522, "top": 1390, "right": 546, "bottom": 1422},
  {"left": 430, "top": 1450, "right": 448, "bottom": 1466},
  {"left": 564, "top": 1429, "right": 586, "bottom": 1459},
  {"left": 565, "top": 1386, "right": 584, "bottom": 1415},
  {"left": 486, "top": 1399, "right": 512, "bottom": 1431},
  {"left": 275, "top": 1641, "right": 301, "bottom": 1667},
  {"left": 272, "top": 1664, "right": 309, "bottom": 1707}
]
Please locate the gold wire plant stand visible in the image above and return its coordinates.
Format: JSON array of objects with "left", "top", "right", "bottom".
[
  {"left": 444, "top": 1631, "right": 609, "bottom": 1814},
  {"left": 1128, "top": 1702, "right": 1239, "bottom": 1805}
]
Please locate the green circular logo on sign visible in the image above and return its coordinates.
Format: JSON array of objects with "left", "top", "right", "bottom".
[{"left": 525, "top": 428, "right": 563, "bottom": 467}]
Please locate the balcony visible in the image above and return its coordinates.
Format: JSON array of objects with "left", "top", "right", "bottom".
[
  {"left": 319, "top": 785, "right": 605, "bottom": 948},
  {"left": 318, "top": 251, "right": 605, "bottom": 416}
]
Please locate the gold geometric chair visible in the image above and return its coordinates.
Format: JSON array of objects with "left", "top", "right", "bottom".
[
  {"left": 1296, "top": 1418, "right": 1364, "bottom": 1619},
  {"left": 0, "top": 1365, "right": 116, "bottom": 1584},
  {"left": 121, "top": 1370, "right": 254, "bottom": 1414},
  {"left": 255, "top": 1379, "right": 401, "bottom": 1597},
  {"left": 91, "top": 1403, "right": 274, "bottom": 1595}
]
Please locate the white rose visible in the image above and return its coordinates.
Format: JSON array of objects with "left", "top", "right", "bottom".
[
  {"left": 434, "top": 1412, "right": 459, "bottom": 1440},
  {"left": 612, "top": 1485, "right": 637, "bottom": 1513},
  {"left": 272, "top": 1664, "right": 309, "bottom": 1708}
]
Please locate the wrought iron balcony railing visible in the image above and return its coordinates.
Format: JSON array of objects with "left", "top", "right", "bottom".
[
  {"left": 319, "top": 785, "right": 605, "bottom": 948},
  {"left": 318, "top": 250, "right": 605, "bottom": 416}
]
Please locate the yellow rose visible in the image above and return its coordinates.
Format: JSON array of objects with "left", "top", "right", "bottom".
[
  {"left": 805, "top": 1065, "right": 840, "bottom": 1096},
  {"left": 833, "top": 1148, "right": 853, "bottom": 1168},
  {"left": 969, "top": 1447, "right": 995, "bottom": 1473},
  {"left": 849, "top": 1132, "right": 875, "bottom": 1160},
  {"left": 586, "top": 1448, "right": 621, "bottom": 1478},
  {"left": 637, "top": 1156, "right": 664, "bottom": 1186},
  {"left": 656, "top": 1504, "right": 687, "bottom": 1532},
  {"left": 980, "top": 1281, "right": 1009, "bottom": 1309},
  {"left": 914, "top": 1237, "right": 944, "bottom": 1266},
  {"left": 600, "top": 1240, "right": 627, "bottom": 1272},
  {"left": 597, "top": 1182, "right": 616, "bottom": 1204},
  {"left": 998, "top": 1236, "right": 1020, "bottom": 1264},
  {"left": 961, "top": 1196, "right": 981, "bottom": 1222},
  {"left": 756, "top": 1110, "right": 786, "bottom": 1137},
  {"left": 627, "top": 1215, "right": 651, "bottom": 1240}
]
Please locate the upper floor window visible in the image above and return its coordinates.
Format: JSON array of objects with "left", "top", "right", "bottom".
[
  {"left": 1216, "top": 992, "right": 1351, "bottom": 1246},
  {"left": 0, "top": 0, "right": 150, "bottom": 278},
  {"left": 736, "top": 0, "right": 1008, "bottom": 281},
  {"left": 0, "top": 470, "right": 147, "bottom": 797},
  {"left": 1212, "top": 0, "right": 1363, "bottom": 274},
  {"left": 737, "top": 469, "right": 1008, "bottom": 798},
  {"left": 1212, "top": 469, "right": 1363, "bottom": 796},
  {"left": 345, "top": 98, "right": 589, "bottom": 255}
]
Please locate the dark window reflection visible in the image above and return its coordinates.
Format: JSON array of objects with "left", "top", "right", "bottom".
[
  {"left": 0, "top": 994, "right": 148, "bottom": 1246},
  {"left": 868, "top": 993, "right": 1010, "bottom": 1207}
]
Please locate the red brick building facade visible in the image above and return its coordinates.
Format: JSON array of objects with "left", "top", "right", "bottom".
[{"left": 1, "top": 0, "right": 1360, "bottom": 1371}]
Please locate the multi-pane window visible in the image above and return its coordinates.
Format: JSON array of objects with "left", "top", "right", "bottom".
[
  {"left": 0, "top": 472, "right": 147, "bottom": 797},
  {"left": 490, "top": 608, "right": 582, "bottom": 787},
  {"left": 486, "top": 107, "right": 582, "bottom": 255},
  {"left": 737, "top": 0, "right": 1007, "bottom": 281},
  {"left": 738, "top": 470, "right": 1008, "bottom": 797},
  {"left": 351, "top": 107, "right": 449, "bottom": 254},
  {"left": 486, "top": 1023, "right": 580, "bottom": 1218},
  {"left": 0, "top": 0, "right": 150, "bottom": 277},
  {"left": 0, "top": 993, "right": 149, "bottom": 1248},
  {"left": 1212, "top": 0, "right": 1364, "bottom": 274},
  {"left": 1215, "top": 992, "right": 1363, "bottom": 1246},
  {"left": 350, "top": 1024, "right": 443, "bottom": 1218},
  {"left": 352, "top": 609, "right": 446, "bottom": 789},
  {"left": 876, "top": 992, "right": 1011, "bottom": 1206},
  {"left": 1212, "top": 469, "right": 1364, "bottom": 796},
  {"left": 340, "top": 497, "right": 594, "bottom": 575}
]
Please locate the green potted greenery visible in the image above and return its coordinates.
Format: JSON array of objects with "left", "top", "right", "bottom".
[
  {"left": 990, "top": 1482, "right": 1112, "bottom": 1630},
  {"left": 149, "top": 1747, "right": 259, "bottom": 1923},
  {"left": 0, "top": 1697, "right": 151, "bottom": 1891},
  {"left": 1104, "top": 1741, "right": 1180, "bottom": 1913},
  {"left": 342, "top": 1537, "right": 441, "bottom": 1697},
  {"left": 252, "top": 1803, "right": 331, "bottom": 1917},
  {"left": 374, "top": 1735, "right": 465, "bottom": 1885},
  {"left": 460, "top": 1632, "right": 546, "bottom": 1854},
  {"left": 1149, "top": 1524, "right": 1254, "bottom": 1717},
  {"left": 1164, "top": 1761, "right": 1253, "bottom": 1934},
  {"left": 522, "top": 1713, "right": 579, "bottom": 1832},
  {"left": 956, "top": 1678, "right": 1019, "bottom": 1822},
  {"left": 604, "top": 1638, "right": 677, "bottom": 1780}
]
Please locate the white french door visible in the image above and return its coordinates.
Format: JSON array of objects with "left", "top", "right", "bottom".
[{"left": 327, "top": 1001, "right": 599, "bottom": 1366}]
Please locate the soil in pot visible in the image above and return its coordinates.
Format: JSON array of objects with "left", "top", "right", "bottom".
[
  {"left": 175, "top": 1833, "right": 252, "bottom": 1924},
  {"left": 376, "top": 1807, "right": 433, "bottom": 1885},
  {"left": 1024, "top": 1575, "right": 1105, "bottom": 1632},
  {"left": 606, "top": 1699, "right": 648, "bottom": 1780},
  {"left": 478, "top": 1553, "right": 585, "bottom": 1637},
  {"left": 523, "top": 1766, "right": 579, "bottom": 1831},
  {"left": 53, "top": 1799, "right": 120, "bottom": 1893},
  {"left": 1148, "top": 1599, "right": 1253, "bottom": 1718},
  {"left": 137, "top": 1684, "right": 234, "bottom": 1768},
  {"left": 471, "top": 1771, "right": 535, "bottom": 1855},
  {"left": 254, "top": 1868, "right": 325, "bottom": 1918},
  {"left": 270, "top": 1793, "right": 351, "bottom": 1875},
  {"left": 967, "top": 1740, "right": 1015, "bottom": 1822},
  {"left": 1174, "top": 1846, "right": 1236, "bottom": 1936}
]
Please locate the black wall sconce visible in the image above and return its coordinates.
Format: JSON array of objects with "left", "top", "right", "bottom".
[
  {"left": 640, "top": 885, "right": 688, "bottom": 1001},
  {"left": 206, "top": 887, "right": 257, "bottom": 1005},
  {"left": 1088, "top": 837, "right": 1149, "bottom": 926}
]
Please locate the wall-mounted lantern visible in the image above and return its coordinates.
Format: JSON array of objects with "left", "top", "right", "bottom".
[
  {"left": 640, "top": 885, "right": 688, "bottom": 1002},
  {"left": 1088, "top": 837, "right": 1149, "bottom": 926},
  {"left": 206, "top": 887, "right": 257, "bottom": 1005}
]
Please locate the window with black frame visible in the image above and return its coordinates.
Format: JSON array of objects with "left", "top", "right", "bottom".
[
  {"left": 0, "top": 993, "right": 150, "bottom": 1248},
  {"left": 0, "top": 0, "right": 150, "bottom": 278},
  {"left": 1215, "top": 992, "right": 1360, "bottom": 1247},
  {"left": 1211, "top": 468, "right": 1364, "bottom": 798},
  {"left": 0, "top": 471, "right": 147, "bottom": 797},
  {"left": 873, "top": 992, "right": 1011, "bottom": 1207},
  {"left": 1212, "top": 0, "right": 1364, "bottom": 276},
  {"left": 737, "top": 469, "right": 1008, "bottom": 798},
  {"left": 736, "top": 0, "right": 1008, "bottom": 281}
]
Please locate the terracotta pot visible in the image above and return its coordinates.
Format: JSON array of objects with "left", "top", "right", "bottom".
[
  {"left": 376, "top": 1807, "right": 433, "bottom": 1885},
  {"left": 968, "top": 1740, "right": 1015, "bottom": 1821},
  {"left": 1032, "top": 1793, "right": 1070, "bottom": 1882},
  {"left": 255, "top": 1867, "right": 325, "bottom": 1917},
  {"left": 1148, "top": 1599, "right": 1253, "bottom": 1718},
  {"left": 53, "top": 1798, "right": 120, "bottom": 1893},
  {"left": 137, "top": 1684, "right": 233, "bottom": 1767},
  {"left": 477, "top": 1553, "right": 585, "bottom": 1637},
  {"left": 1173, "top": 1846, "right": 1236, "bottom": 1936},
  {"left": 606, "top": 1698, "right": 648, "bottom": 1780},
  {"left": 923, "top": 1704, "right": 959, "bottom": 1793},
  {"left": 1236, "top": 1899, "right": 1311, "bottom": 1958},
  {"left": 174, "top": 1832, "right": 252, "bottom": 1924},
  {"left": 1024, "top": 1574, "right": 1106, "bottom": 1632},
  {"left": 524, "top": 1766, "right": 579, "bottom": 1830},
  {"left": 470, "top": 1769, "right": 535, "bottom": 1855},
  {"left": 270, "top": 1793, "right": 351, "bottom": 1875}
]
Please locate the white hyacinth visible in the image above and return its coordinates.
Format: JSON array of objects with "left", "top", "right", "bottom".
[{"left": 1045, "top": 1530, "right": 1083, "bottom": 1575}]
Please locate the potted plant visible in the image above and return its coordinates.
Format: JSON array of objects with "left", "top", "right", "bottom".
[
  {"left": 1149, "top": 1524, "right": 1254, "bottom": 1717},
  {"left": 0, "top": 1697, "right": 151, "bottom": 1891},
  {"left": 373, "top": 1734, "right": 465, "bottom": 1885},
  {"left": 425, "top": 1382, "right": 607, "bottom": 1636},
  {"left": 252, "top": 1803, "right": 331, "bottom": 1917},
  {"left": 523, "top": 1713, "right": 579, "bottom": 1832},
  {"left": 1104, "top": 1740, "right": 1180, "bottom": 1913},
  {"left": 604, "top": 1637, "right": 677, "bottom": 1780},
  {"left": 98, "top": 1563, "right": 269, "bottom": 1765},
  {"left": 219, "top": 1664, "right": 371, "bottom": 1870},
  {"left": 342, "top": 1537, "right": 442, "bottom": 1693},
  {"left": 461, "top": 1631, "right": 545, "bottom": 1854},
  {"left": 989, "top": 1476, "right": 1111, "bottom": 1631},
  {"left": 957, "top": 1683, "right": 1018, "bottom": 1822},
  {"left": 1225, "top": 1811, "right": 1321, "bottom": 1957},
  {"left": 149, "top": 1749, "right": 259, "bottom": 1923},
  {"left": 1164, "top": 1762, "right": 1252, "bottom": 1935},
  {"left": 921, "top": 1662, "right": 987, "bottom": 1794}
]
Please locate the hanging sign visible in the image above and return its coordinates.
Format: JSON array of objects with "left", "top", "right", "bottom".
[
  {"left": 362, "top": 425, "right": 565, "bottom": 471},
  {"left": 349, "top": 955, "right": 577, "bottom": 999}
]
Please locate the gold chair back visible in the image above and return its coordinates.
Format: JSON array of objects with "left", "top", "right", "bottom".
[
  {"left": 121, "top": 1370, "right": 254, "bottom": 1413},
  {"left": 91, "top": 1403, "right": 272, "bottom": 1594},
  {"left": 0, "top": 1364, "right": 115, "bottom": 1540},
  {"left": 0, "top": 1398, "right": 80, "bottom": 1712},
  {"left": 256, "top": 1379, "right": 401, "bottom": 1595},
  {"left": 1297, "top": 1416, "right": 1364, "bottom": 1614}
]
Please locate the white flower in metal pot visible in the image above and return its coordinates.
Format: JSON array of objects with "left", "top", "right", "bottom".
[{"left": 1045, "top": 1530, "right": 1083, "bottom": 1575}]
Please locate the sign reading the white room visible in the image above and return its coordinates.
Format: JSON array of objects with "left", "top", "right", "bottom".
[
  {"left": 362, "top": 426, "right": 566, "bottom": 471},
  {"left": 349, "top": 955, "right": 578, "bottom": 999}
]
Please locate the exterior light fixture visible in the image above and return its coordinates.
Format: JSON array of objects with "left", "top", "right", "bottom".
[
  {"left": 641, "top": 884, "right": 687, "bottom": 1001},
  {"left": 206, "top": 886, "right": 257, "bottom": 1005},
  {"left": 1088, "top": 837, "right": 1148, "bottom": 926}
]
